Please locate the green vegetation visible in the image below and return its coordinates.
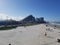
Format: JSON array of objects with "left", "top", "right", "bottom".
[{"left": 0, "top": 26, "right": 17, "bottom": 30}]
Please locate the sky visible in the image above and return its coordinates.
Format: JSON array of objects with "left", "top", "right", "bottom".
[{"left": 0, "top": 0, "right": 60, "bottom": 21}]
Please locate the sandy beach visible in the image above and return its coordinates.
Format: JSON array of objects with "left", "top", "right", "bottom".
[{"left": 0, "top": 24, "right": 60, "bottom": 45}]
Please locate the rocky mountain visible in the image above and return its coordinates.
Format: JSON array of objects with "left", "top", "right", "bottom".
[
  {"left": 0, "top": 15, "right": 46, "bottom": 26},
  {"left": 20, "top": 15, "right": 35, "bottom": 23},
  {"left": 35, "top": 17, "right": 46, "bottom": 23},
  {"left": 19, "top": 15, "right": 46, "bottom": 26}
]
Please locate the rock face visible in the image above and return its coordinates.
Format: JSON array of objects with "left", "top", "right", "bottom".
[
  {"left": 22, "top": 15, "right": 35, "bottom": 23},
  {"left": 36, "top": 17, "right": 46, "bottom": 23},
  {"left": 19, "top": 15, "right": 46, "bottom": 26}
]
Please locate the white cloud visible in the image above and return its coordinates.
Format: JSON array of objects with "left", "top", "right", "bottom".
[{"left": 0, "top": 13, "right": 24, "bottom": 21}]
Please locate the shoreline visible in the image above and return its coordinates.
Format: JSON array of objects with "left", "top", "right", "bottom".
[{"left": 45, "top": 23, "right": 60, "bottom": 29}]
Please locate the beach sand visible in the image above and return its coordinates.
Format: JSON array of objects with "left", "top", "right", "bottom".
[{"left": 0, "top": 24, "right": 60, "bottom": 45}]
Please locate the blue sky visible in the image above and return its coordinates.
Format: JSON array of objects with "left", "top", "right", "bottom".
[{"left": 0, "top": 0, "right": 60, "bottom": 21}]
